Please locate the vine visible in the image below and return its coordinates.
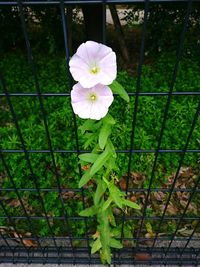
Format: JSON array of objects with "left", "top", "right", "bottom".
[{"left": 69, "top": 40, "right": 140, "bottom": 264}]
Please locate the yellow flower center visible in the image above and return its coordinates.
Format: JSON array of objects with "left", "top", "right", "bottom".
[
  {"left": 90, "top": 66, "right": 100, "bottom": 75},
  {"left": 89, "top": 93, "right": 97, "bottom": 102}
]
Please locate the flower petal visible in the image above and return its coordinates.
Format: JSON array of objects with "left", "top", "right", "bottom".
[
  {"left": 90, "top": 102, "right": 109, "bottom": 120},
  {"left": 69, "top": 55, "right": 89, "bottom": 83},
  {"left": 76, "top": 41, "right": 100, "bottom": 62}
]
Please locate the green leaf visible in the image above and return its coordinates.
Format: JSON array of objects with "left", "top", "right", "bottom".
[
  {"left": 103, "top": 114, "right": 116, "bottom": 125},
  {"left": 102, "top": 176, "right": 110, "bottom": 186},
  {"left": 110, "top": 80, "right": 130, "bottom": 102},
  {"left": 109, "top": 238, "right": 123, "bottom": 249},
  {"left": 109, "top": 184, "right": 125, "bottom": 209},
  {"left": 103, "top": 246, "right": 111, "bottom": 264},
  {"left": 79, "top": 205, "right": 97, "bottom": 217},
  {"left": 102, "top": 197, "right": 112, "bottom": 211},
  {"left": 104, "top": 157, "right": 118, "bottom": 171},
  {"left": 90, "top": 149, "right": 110, "bottom": 176},
  {"left": 99, "top": 123, "right": 111, "bottom": 149},
  {"left": 123, "top": 199, "right": 141, "bottom": 210},
  {"left": 83, "top": 133, "right": 97, "bottom": 149},
  {"left": 78, "top": 171, "right": 92, "bottom": 188},
  {"left": 107, "top": 207, "right": 116, "bottom": 226},
  {"left": 146, "top": 222, "right": 153, "bottom": 234},
  {"left": 94, "top": 180, "right": 107, "bottom": 206},
  {"left": 107, "top": 139, "right": 117, "bottom": 158},
  {"left": 91, "top": 238, "right": 102, "bottom": 254},
  {"left": 111, "top": 227, "right": 121, "bottom": 238},
  {"left": 79, "top": 153, "right": 99, "bottom": 163},
  {"left": 79, "top": 119, "right": 95, "bottom": 134}
]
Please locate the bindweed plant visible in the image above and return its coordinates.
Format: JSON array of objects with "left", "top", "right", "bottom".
[{"left": 69, "top": 41, "right": 140, "bottom": 264}]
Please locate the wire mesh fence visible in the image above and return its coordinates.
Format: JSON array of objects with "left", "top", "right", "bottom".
[{"left": 0, "top": 0, "right": 200, "bottom": 264}]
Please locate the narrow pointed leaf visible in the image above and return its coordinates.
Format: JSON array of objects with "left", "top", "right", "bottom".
[
  {"left": 104, "top": 246, "right": 111, "bottom": 264},
  {"left": 102, "top": 197, "right": 113, "bottom": 211},
  {"left": 79, "top": 206, "right": 97, "bottom": 217},
  {"left": 91, "top": 238, "right": 102, "bottom": 254},
  {"left": 110, "top": 80, "right": 129, "bottom": 102},
  {"left": 99, "top": 123, "right": 111, "bottom": 149},
  {"left": 109, "top": 238, "right": 123, "bottom": 249},
  {"left": 79, "top": 153, "right": 99, "bottom": 163},
  {"left": 94, "top": 181, "right": 107, "bottom": 206},
  {"left": 90, "top": 149, "right": 110, "bottom": 176},
  {"left": 109, "top": 184, "right": 125, "bottom": 209},
  {"left": 78, "top": 171, "right": 92, "bottom": 188},
  {"left": 123, "top": 199, "right": 141, "bottom": 210},
  {"left": 107, "top": 207, "right": 116, "bottom": 226},
  {"left": 103, "top": 114, "right": 116, "bottom": 125},
  {"left": 107, "top": 139, "right": 117, "bottom": 158},
  {"left": 79, "top": 120, "right": 95, "bottom": 134}
]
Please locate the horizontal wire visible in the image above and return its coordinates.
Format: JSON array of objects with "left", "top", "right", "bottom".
[
  {"left": 0, "top": 91, "right": 200, "bottom": 97},
  {"left": 0, "top": 246, "right": 198, "bottom": 253},
  {"left": 0, "top": 215, "right": 198, "bottom": 220},
  {"left": 0, "top": 187, "right": 199, "bottom": 192},
  {"left": 1, "top": 149, "right": 199, "bottom": 153},
  {"left": 2, "top": 236, "right": 200, "bottom": 241}
]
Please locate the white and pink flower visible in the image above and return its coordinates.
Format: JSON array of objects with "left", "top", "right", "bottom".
[
  {"left": 71, "top": 83, "right": 114, "bottom": 120},
  {"left": 69, "top": 41, "right": 117, "bottom": 88}
]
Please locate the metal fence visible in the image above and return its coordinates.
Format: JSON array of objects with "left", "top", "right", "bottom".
[{"left": 0, "top": 0, "right": 200, "bottom": 265}]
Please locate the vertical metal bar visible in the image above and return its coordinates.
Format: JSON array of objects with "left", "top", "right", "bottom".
[
  {"left": 17, "top": 0, "right": 75, "bottom": 254},
  {"left": 59, "top": 0, "right": 91, "bottom": 260},
  {"left": 102, "top": 0, "right": 106, "bottom": 44},
  {"left": 135, "top": 0, "right": 192, "bottom": 251},
  {"left": 120, "top": 0, "right": 149, "bottom": 242},
  {"left": 0, "top": 151, "right": 42, "bottom": 250}
]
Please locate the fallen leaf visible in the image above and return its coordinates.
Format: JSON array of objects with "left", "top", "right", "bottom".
[
  {"left": 134, "top": 253, "right": 152, "bottom": 261},
  {"left": 23, "top": 239, "right": 38, "bottom": 247},
  {"left": 13, "top": 232, "right": 22, "bottom": 239},
  {"left": 62, "top": 191, "right": 75, "bottom": 199},
  {"left": 123, "top": 240, "right": 134, "bottom": 247},
  {"left": 130, "top": 196, "right": 137, "bottom": 202},
  {"left": 145, "top": 232, "right": 155, "bottom": 238},
  {"left": 166, "top": 203, "right": 178, "bottom": 215},
  {"left": 152, "top": 192, "right": 165, "bottom": 202},
  {"left": 131, "top": 172, "right": 146, "bottom": 185},
  {"left": 8, "top": 199, "right": 21, "bottom": 208},
  {"left": 119, "top": 178, "right": 127, "bottom": 190}
]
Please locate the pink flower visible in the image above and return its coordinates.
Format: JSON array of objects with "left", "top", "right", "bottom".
[
  {"left": 71, "top": 83, "right": 114, "bottom": 120},
  {"left": 69, "top": 41, "right": 117, "bottom": 88}
]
